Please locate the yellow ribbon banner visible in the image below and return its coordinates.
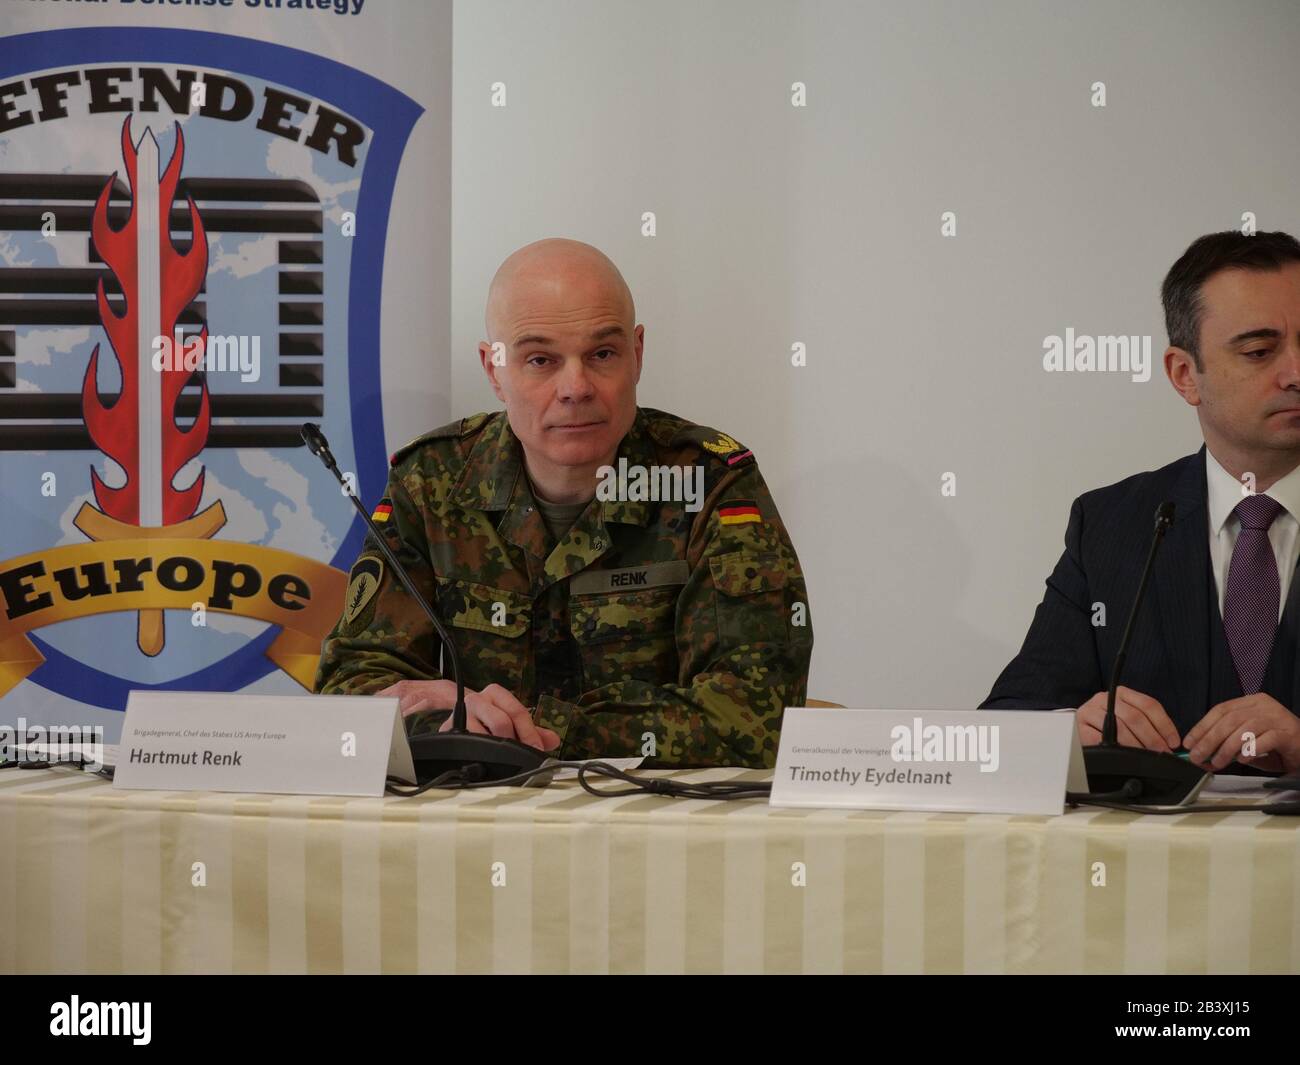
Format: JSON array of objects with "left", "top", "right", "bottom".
[{"left": 0, "top": 538, "right": 348, "bottom": 697}]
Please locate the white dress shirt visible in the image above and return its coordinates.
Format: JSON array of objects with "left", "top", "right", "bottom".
[{"left": 1205, "top": 448, "right": 1300, "bottom": 623}]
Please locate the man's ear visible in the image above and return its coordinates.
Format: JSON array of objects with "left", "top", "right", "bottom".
[
  {"left": 480, "top": 341, "right": 507, "bottom": 401},
  {"left": 633, "top": 324, "right": 645, "bottom": 382},
  {"left": 1164, "top": 346, "right": 1202, "bottom": 407}
]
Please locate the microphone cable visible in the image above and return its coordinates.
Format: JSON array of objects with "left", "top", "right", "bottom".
[{"left": 385, "top": 760, "right": 773, "bottom": 800}]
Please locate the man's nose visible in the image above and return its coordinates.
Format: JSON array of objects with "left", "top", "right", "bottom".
[
  {"left": 1280, "top": 341, "right": 1300, "bottom": 388},
  {"left": 555, "top": 358, "right": 595, "bottom": 400}
]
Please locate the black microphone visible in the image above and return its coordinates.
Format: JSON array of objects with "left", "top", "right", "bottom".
[
  {"left": 1083, "top": 501, "right": 1208, "bottom": 804},
  {"left": 301, "top": 423, "right": 547, "bottom": 785}
]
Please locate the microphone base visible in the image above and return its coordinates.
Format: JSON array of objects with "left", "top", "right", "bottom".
[
  {"left": 1084, "top": 744, "right": 1210, "bottom": 805},
  {"left": 408, "top": 730, "right": 549, "bottom": 786}
]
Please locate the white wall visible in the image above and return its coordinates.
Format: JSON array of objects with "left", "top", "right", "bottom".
[{"left": 450, "top": 0, "right": 1300, "bottom": 707}]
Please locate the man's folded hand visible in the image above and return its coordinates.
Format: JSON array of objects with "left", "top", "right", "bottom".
[{"left": 377, "top": 679, "right": 561, "bottom": 752}]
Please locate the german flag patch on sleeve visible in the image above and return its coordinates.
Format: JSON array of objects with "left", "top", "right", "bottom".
[
  {"left": 718, "top": 499, "right": 762, "bottom": 526},
  {"left": 372, "top": 499, "right": 393, "bottom": 524}
]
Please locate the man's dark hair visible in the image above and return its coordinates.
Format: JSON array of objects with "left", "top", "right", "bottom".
[{"left": 1161, "top": 230, "right": 1300, "bottom": 371}]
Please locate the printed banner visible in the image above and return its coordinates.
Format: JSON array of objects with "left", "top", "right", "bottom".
[{"left": 0, "top": 11, "right": 445, "bottom": 731}]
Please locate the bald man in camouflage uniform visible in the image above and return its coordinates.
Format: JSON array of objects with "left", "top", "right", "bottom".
[{"left": 315, "top": 240, "right": 812, "bottom": 768}]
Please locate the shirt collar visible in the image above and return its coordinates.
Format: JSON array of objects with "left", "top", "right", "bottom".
[{"left": 1205, "top": 447, "right": 1300, "bottom": 535}]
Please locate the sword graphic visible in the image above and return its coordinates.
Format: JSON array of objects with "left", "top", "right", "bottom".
[
  {"left": 137, "top": 129, "right": 164, "bottom": 530},
  {"left": 76, "top": 118, "right": 226, "bottom": 657}
]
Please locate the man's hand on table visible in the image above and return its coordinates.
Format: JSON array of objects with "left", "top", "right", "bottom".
[
  {"left": 1075, "top": 686, "right": 1181, "bottom": 751},
  {"left": 1183, "top": 693, "right": 1300, "bottom": 774},
  {"left": 376, "top": 679, "right": 561, "bottom": 752}
]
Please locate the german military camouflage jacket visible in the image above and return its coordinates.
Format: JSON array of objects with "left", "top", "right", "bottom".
[{"left": 314, "top": 406, "right": 812, "bottom": 768}]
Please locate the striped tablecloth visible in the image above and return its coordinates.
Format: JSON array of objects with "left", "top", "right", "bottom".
[{"left": 2, "top": 766, "right": 1298, "bottom": 974}]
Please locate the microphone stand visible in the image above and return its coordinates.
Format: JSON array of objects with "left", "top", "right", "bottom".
[
  {"left": 1082, "top": 501, "right": 1209, "bottom": 805},
  {"left": 302, "top": 423, "right": 547, "bottom": 784}
]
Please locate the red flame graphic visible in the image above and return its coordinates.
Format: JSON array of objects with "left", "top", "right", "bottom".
[{"left": 81, "top": 117, "right": 210, "bottom": 526}]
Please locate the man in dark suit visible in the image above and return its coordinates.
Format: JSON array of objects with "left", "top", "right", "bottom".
[{"left": 982, "top": 230, "right": 1300, "bottom": 776}]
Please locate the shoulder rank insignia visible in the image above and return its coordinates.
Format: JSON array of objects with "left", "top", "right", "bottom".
[
  {"left": 718, "top": 498, "right": 762, "bottom": 526},
  {"left": 701, "top": 432, "right": 754, "bottom": 467}
]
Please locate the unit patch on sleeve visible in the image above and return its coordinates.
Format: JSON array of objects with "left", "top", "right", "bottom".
[{"left": 342, "top": 555, "right": 385, "bottom": 626}]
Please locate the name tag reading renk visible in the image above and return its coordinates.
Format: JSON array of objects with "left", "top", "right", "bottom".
[
  {"left": 771, "top": 707, "right": 1086, "bottom": 815},
  {"left": 113, "top": 691, "right": 415, "bottom": 797}
]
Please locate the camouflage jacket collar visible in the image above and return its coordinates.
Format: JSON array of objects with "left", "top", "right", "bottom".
[
  {"left": 449, "top": 411, "right": 521, "bottom": 511},
  {"left": 449, "top": 408, "right": 657, "bottom": 528}
]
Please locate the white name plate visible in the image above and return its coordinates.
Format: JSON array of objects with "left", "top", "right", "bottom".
[
  {"left": 772, "top": 707, "right": 1086, "bottom": 815},
  {"left": 113, "top": 691, "right": 415, "bottom": 797}
]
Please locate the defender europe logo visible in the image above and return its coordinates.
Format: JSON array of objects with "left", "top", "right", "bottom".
[{"left": 0, "top": 28, "right": 423, "bottom": 705}]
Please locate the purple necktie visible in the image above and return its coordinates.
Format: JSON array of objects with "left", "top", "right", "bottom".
[{"left": 1222, "top": 494, "right": 1285, "bottom": 694}]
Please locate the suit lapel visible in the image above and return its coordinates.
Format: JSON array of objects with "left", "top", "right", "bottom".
[{"left": 1151, "top": 447, "right": 1209, "bottom": 733}]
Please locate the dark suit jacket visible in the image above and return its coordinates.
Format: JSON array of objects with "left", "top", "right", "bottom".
[{"left": 980, "top": 446, "right": 1300, "bottom": 738}]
